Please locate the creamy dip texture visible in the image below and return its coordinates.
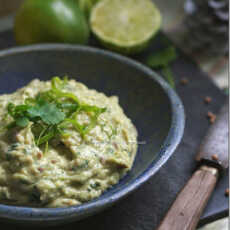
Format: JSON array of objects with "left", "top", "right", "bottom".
[{"left": 0, "top": 77, "right": 137, "bottom": 207}]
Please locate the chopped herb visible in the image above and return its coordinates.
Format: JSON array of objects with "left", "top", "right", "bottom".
[
  {"left": 106, "top": 147, "right": 114, "bottom": 154},
  {"left": 128, "top": 151, "right": 132, "bottom": 157},
  {"left": 111, "top": 127, "right": 117, "bottom": 137},
  {"left": 75, "top": 152, "right": 81, "bottom": 156},
  {"left": 90, "top": 182, "right": 101, "bottom": 190},
  {"left": 146, "top": 46, "right": 177, "bottom": 88},
  {"left": 9, "top": 143, "right": 20, "bottom": 150},
  {"left": 6, "top": 77, "right": 106, "bottom": 147},
  {"left": 23, "top": 148, "right": 32, "bottom": 155},
  {"left": 27, "top": 101, "right": 65, "bottom": 125},
  {"left": 81, "top": 160, "right": 89, "bottom": 168},
  {"left": 6, "top": 143, "right": 20, "bottom": 160},
  {"left": 0, "top": 190, "right": 10, "bottom": 200},
  {"left": 19, "top": 178, "right": 32, "bottom": 185},
  {"left": 5, "top": 152, "right": 12, "bottom": 161},
  {"left": 72, "top": 160, "right": 89, "bottom": 171},
  {"left": 44, "top": 141, "right": 49, "bottom": 154},
  {"left": 101, "top": 124, "right": 117, "bottom": 140},
  {"left": 29, "top": 186, "right": 41, "bottom": 203}
]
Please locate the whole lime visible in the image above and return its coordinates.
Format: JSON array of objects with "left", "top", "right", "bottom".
[{"left": 14, "top": 0, "right": 89, "bottom": 45}]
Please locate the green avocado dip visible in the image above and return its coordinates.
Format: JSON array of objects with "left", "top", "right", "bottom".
[{"left": 0, "top": 77, "right": 137, "bottom": 207}]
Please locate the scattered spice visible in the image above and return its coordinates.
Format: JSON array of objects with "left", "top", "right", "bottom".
[
  {"left": 225, "top": 188, "right": 229, "bottom": 197},
  {"left": 38, "top": 167, "right": 44, "bottom": 173},
  {"left": 51, "top": 160, "right": 57, "bottom": 164},
  {"left": 210, "top": 117, "right": 216, "bottom": 124},
  {"left": 37, "top": 152, "right": 43, "bottom": 159},
  {"left": 207, "top": 111, "right": 213, "bottom": 118},
  {"left": 204, "top": 96, "right": 212, "bottom": 104},
  {"left": 211, "top": 154, "right": 218, "bottom": 161},
  {"left": 207, "top": 111, "right": 216, "bottom": 124},
  {"left": 180, "top": 78, "right": 188, "bottom": 85},
  {"left": 100, "top": 157, "right": 106, "bottom": 164},
  {"left": 113, "top": 142, "right": 119, "bottom": 150}
]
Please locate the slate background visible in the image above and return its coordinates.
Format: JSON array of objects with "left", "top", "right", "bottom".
[{"left": 0, "top": 31, "right": 228, "bottom": 229}]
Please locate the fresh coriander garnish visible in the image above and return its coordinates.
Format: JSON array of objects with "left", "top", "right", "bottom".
[
  {"left": 7, "top": 77, "right": 106, "bottom": 146},
  {"left": 146, "top": 46, "right": 177, "bottom": 88}
]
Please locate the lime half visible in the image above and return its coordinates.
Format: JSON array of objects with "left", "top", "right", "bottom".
[{"left": 90, "top": 0, "right": 162, "bottom": 54}]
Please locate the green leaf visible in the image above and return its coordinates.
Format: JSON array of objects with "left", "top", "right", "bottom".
[
  {"left": 7, "top": 103, "right": 30, "bottom": 117},
  {"left": 146, "top": 46, "right": 177, "bottom": 68},
  {"left": 36, "top": 129, "right": 55, "bottom": 145},
  {"left": 63, "top": 119, "right": 85, "bottom": 137},
  {"left": 27, "top": 105, "right": 43, "bottom": 118},
  {"left": 16, "top": 117, "right": 29, "bottom": 128},
  {"left": 6, "top": 76, "right": 107, "bottom": 146},
  {"left": 40, "top": 103, "right": 65, "bottom": 125},
  {"left": 7, "top": 103, "right": 15, "bottom": 116},
  {"left": 28, "top": 102, "right": 65, "bottom": 125}
]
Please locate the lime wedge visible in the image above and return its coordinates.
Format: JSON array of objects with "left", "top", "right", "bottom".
[{"left": 90, "top": 0, "right": 162, "bottom": 54}]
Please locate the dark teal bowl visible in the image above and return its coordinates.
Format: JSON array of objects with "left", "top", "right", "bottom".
[{"left": 0, "top": 44, "right": 185, "bottom": 226}]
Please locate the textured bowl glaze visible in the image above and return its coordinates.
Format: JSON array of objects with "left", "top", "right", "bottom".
[{"left": 0, "top": 44, "right": 185, "bottom": 226}]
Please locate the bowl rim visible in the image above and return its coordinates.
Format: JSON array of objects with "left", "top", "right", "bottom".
[{"left": 0, "top": 44, "right": 185, "bottom": 222}]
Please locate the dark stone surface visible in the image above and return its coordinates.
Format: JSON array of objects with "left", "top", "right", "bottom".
[{"left": 0, "top": 31, "right": 228, "bottom": 229}]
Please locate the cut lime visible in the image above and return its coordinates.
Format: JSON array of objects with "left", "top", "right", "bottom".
[{"left": 90, "top": 0, "right": 162, "bottom": 54}]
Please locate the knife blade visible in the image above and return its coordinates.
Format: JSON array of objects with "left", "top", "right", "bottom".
[
  {"left": 197, "top": 101, "right": 229, "bottom": 170},
  {"left": 157, "top": 100, "right": 229, "bottom": 230}
]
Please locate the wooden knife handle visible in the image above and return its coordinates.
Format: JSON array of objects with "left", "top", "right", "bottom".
[{"left": 157, "top": 166, "right": 219, "bottom": 230}]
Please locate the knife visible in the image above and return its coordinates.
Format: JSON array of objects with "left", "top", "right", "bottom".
[{"left": 157, "top": 101, "right": 229, "bottom": 230}]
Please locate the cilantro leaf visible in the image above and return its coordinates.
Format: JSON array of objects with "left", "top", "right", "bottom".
[
  {"left": 6, "top": 76, "right": 106, "bottom": 146},
  {"left": 27, "top": 106, "right": 43, "bottom": 118},
  {"left": 28, "top": 102, "right": 65, "bottom": 125},
  {"left": 16, "top": 117, "right": 29, "bottom": 128},
  {"left": 39, "top": 103, "right": 65, "bottom": 125}
]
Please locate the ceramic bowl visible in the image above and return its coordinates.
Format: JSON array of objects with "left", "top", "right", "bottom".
[{"left": 0, "top": 44, "right": 185, "bottom": 225}]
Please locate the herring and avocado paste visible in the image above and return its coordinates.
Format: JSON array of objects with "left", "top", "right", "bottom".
[{"left": 0, "top": 77, "right": 137, "bottom": 207}]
